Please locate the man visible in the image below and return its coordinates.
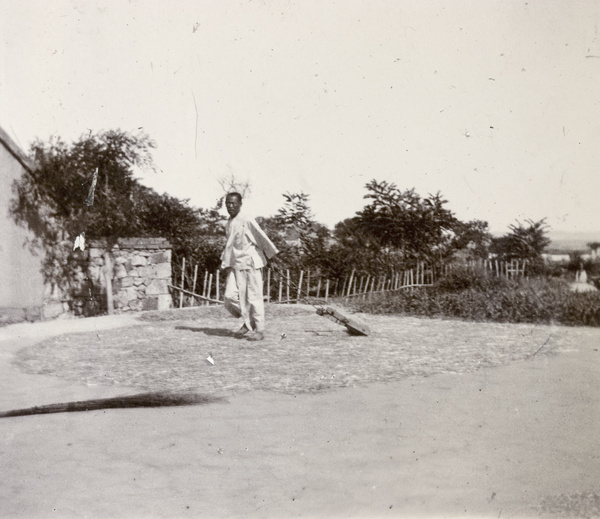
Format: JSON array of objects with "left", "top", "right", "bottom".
[{"left": 221, "top": 192, "right": 278, "bottom": 341}]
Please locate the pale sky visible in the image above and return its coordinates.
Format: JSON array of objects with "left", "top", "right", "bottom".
[{"left": 2, "top": 0, "right": 600, "bottom": 234}]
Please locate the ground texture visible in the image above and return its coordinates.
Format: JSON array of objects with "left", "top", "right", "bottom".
[
  {"left": 2, "top": 305, "right": 599, "bottom": 518},
  {"left": 14, "top": 304, "right": 576, "bottom": 395}
]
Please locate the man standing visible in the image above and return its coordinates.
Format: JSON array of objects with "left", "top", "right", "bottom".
[{"left": 221, "top": 192, "right": 278, "bottom": 341}]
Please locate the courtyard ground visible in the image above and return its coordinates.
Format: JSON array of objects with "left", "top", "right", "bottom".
[{"left": 0, "top": 305, "right": 598, "bottom": 518}]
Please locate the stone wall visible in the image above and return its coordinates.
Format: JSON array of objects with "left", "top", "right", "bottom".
[{"left": 85, "top": 237, "right": 172, "bottom": 314}]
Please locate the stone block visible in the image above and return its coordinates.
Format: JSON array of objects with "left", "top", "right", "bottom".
[
  {"left": 88, "top": 265, "right": 101, "bottom": 282},
  {"left": 133, "top": 277, "right": 145, "bottom": 286},
  {"left": 155, "top": 263, "right": 172, "bottom": 279},
  {"left": 142, "top": 296, "right": 159, "bottom": 311},
  {"left": 117, "top": 291, "right": 130, "bottom": 308},
  {"left": 157, "top": 294, "right": 172, "bottom": 311},
  {"left": 149, "top": 251, "right": 169, "bottom": 264},
  {"left": 146, "top": 279, "right": 169, "bottom": 295},
  {"left": 132, "top": 255, "right": 147, "bottom": 266},
  {"left": 120, "top": 276, "right": 134, "bottom": 288},
  {"left": 129, "top": 299, "right": 143, "bottom": 311},
  {"left": 89, "top": 247, "right": 103, "bottom": 259},
  {"left": 137, "top": 265, "right": 152, "bottom": 278},
  {"left": 126, "top": 287, "right": 138, "bottom": 302},
  {"left": 115, "top": 256, "right": 127, "bottom": 265}
]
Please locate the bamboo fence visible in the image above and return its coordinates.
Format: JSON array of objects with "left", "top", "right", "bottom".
[{"left": 168, "top": 259, "right": 528, "bottom": 308}]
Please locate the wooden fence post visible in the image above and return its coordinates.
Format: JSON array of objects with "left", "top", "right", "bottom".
[
  {"left": 103, "top": 251, "right": 114, "bottom": 315},
  {"left": 297, "top": 270, "right": 304, "bottom": 303},
  {"left": 191, "top": 264, "right": 198, "bottom": 307},
  {"left": 179, "top": 257, "right": 186, "bottom": 308},
  {"left": 346, "top": 269, "right": 355, "bottom": 297},
  {"left": 325, "top": 279, "right": 330, "bottom": 302},
  {"left": 278, "top": 274, "right": 283, "bottom": 302},
  {"left": 215, "top": 270, "right": 220, "bottom": 302},
  {"left": 206, "top": 273, "right": 213, "bottom": 306}
]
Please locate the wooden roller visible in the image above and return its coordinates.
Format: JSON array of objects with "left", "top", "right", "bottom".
[{"left": 316, "top": 305, "right": 371, "bottom": 336}]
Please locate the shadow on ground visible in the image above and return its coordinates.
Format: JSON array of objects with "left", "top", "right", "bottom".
[
  {"left": 0, "top": 391, "right": 226, "bottom": 419},
  {"left": 175, "top": 325, "right": 233, "bottom": 337}
]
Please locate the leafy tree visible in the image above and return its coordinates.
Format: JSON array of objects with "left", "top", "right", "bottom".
[
  {"left": 135, "top": 186, "right": 226, "bottom": 281},
  {"left": 451, "top": 219, "right": 493, "bottom": 261},
  {"left": 490, "top": 219, "right": 551, "bottom": 272},
  {"left": 275, "top": 192, "right": 314, "bottom": 230},
  {"left": 354, "top": 180, "right": 459, "bottom": 265},
  {"left": 11, "top": 129, "right": 226, "bottom": 310},
  {"left": 258, "top": 192, "right": 319, "bottom": 271},
  {"left": 587, "top": 242, "right": 600, "bottom": 257},
  {"left": 11, "top": 130, "right": 158, "bottom": 297},
  {"left": 328, "top": 217, "right": 391, "bottom": 276}
]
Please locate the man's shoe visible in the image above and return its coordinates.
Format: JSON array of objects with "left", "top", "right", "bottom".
[
  {"left": 247, "top": 331, "right": 265, "bottom": 341},
  {"left": 234, "top": 324, "right": 251, "bottom": 338}
]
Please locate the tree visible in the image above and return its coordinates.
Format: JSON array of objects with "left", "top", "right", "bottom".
[
  {"left": 135, "top": 186, "right": 226, "bottom": 277},
  {"left": 258, "top": 192, "right": 319, "bottom": 271},
  {"left": 354, "top": 180, "right": 459, "bottom": 265},
  {"left": 275, "top": 192, "right": 314, "bottom": 230},
  {"left": 587, "top": 242, "right": 600, "bottom": 258},
  {"left": 11, "top": 130, "right": 158, "bottom": 301},
  {"left": 11, "top": 129, "right": 227, "bottom": 312},
  {"left": 216, "top": 172, "right": 251, "bottom": 211},
  {"left": 451, "top": 220, "right": 493, "bottom": 261},
  {"left": 490, "top": 219, "right": 551, "bottom": 270}
]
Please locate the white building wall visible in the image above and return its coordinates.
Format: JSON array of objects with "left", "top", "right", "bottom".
[{"left": 0, "top": 131, "right": 45, "bottom": 310}]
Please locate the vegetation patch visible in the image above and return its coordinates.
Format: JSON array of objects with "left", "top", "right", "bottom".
[{"left": 349, "top": 268, "right": 600, "bottom": 327}]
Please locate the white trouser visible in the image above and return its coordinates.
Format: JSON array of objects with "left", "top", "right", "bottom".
[{"left": 223, "top": 268, "right": 265, "bottom": 332}]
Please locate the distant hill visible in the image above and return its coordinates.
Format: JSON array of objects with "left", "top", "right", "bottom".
[{"left": 547, "top": 231, "right": 600, "bottom": 252}]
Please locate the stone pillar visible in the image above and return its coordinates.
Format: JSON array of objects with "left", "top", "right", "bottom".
[{"left": 87, "top": 238, "right": 172, "bottom": 314}]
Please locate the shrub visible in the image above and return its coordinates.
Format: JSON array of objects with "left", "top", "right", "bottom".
[
  {"left": 437, "top": 265, "right": 510, "bottom": 292},
  {"left": 349, "top": 274, "right": 600, "bottom": 327}
]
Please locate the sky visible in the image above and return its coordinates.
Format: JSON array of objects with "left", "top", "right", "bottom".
[{"left": 2, "top": 0, "right": 600, "bottom": 234}]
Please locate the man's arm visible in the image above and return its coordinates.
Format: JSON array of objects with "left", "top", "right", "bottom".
[{"left": 247, "top": 219, "right": 278, "bottom": 260}]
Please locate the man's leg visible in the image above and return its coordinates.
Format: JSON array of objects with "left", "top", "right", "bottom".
[
  {"left": 246, "top": 268, "right": 266, "bottom": 340},
  {"left": 223, "top": 269, "right": 242, "bottom": 319},
  {"left": 235, "top": 270, "right": 254, "bottom": 331},
  {"left": 225, "top": 269, "right": 253, "bottom": 337}
]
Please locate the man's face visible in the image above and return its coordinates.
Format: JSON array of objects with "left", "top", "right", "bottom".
[{"left": 225, "top": 195, "right": 242, "bottom": 218}]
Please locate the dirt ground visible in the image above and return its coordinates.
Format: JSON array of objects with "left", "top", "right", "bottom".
[{"left": 0, "top": 306, "right": 599, "bottom": 518}]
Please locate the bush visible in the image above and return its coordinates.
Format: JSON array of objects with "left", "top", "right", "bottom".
[
  {"left": 437, "top": 265, "right": 510, "bottom": 292},
  {"left": 349, "top": 274, "right": 600, "bottom": 327}
]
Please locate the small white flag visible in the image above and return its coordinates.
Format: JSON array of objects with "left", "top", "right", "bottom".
[{"left": 73, "top": 232, "right": 86, "bottom": 251}]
